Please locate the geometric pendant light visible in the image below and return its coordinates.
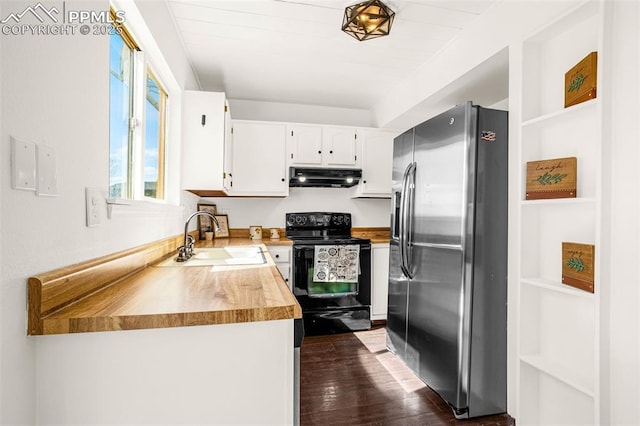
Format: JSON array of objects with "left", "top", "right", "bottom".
[{"left": 341, "top": 0, "right": 396, "bottom": 41}]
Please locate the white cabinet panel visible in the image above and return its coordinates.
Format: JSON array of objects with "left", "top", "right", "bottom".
[
  {"left": 287, "top": 124, "right": 323, "bottom": 166},
  {"left": 371, "top": 243, "right": 390, "bottom": 320},
  {"left": 268, "top": 245, "right": 292, "bottom": 290},
  {"left": 323, "top": 126, "right": 357, "bottom": 166},
  {"left": 228, "top": 121, "right": 288, "bottom": 196},
  {"left": 181, "top": 91, "right": 228, "bottom": 194},
  {"left": 288, "top": 125, "right": 357, "bottom": 167},
  {"left": 352, "top": 129, "right": 395, "bottom": 198}
]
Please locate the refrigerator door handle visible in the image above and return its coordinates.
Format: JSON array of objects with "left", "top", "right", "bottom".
[
  {"left": 404, "top": 162, "right": 417, "bottom": 279},
  {"left": 398, "top": 163, "right": 410, "bottom": 278},
  {"left": 399, "top": 162, "right": 416, "bottom": 279}
]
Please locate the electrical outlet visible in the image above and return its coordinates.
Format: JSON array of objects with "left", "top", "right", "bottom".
[{"left": 85, "top": 188, "right": 102, "bottom": 227}]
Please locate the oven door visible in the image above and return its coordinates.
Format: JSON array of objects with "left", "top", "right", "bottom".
[
  {"left": 292, "top": 242, "right": 371, "bottom": 306},
  {"left": 292, "top": 241, "right": 371, "bottom": 334}
]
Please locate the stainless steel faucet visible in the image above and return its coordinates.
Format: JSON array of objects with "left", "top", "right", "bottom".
[{"left": 176, "top": 211, "right": 221, "bottom": 262}]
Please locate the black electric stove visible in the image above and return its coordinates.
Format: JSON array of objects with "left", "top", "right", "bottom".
[{"left": 286, "top": 212, "right": 371, "bottom": 335}]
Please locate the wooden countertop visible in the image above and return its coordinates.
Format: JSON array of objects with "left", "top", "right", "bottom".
[
  {"left": 28, "top": 227, "right": 388, "bottom": 336},
  {"left": 352, "top": 227, "right": 391, "bottom": 244},
  {"left": 28, "top": 236, "right": 300, "bottom": 335}
]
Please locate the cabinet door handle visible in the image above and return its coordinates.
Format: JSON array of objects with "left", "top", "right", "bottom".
[
  {"left": 329, "top": 150, "right": 333, "bottom": 154},
  {"left": 318, "top": 150, "right": 322, "bottom": 154},
  {"left": 281, "top": 178, "right": 285, "bottom": 182},
  {"left": 275, "top": 254, "right": 280, "bottom": 259}
]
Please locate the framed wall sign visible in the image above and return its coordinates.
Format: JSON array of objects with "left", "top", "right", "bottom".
[
  {"left": 196, "top": 203, "right": 217, "bottom": 239},
  {"left": 214, "top": 214, "right": 230, "bottom": 238}
]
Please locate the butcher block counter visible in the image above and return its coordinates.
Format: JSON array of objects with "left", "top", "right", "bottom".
[
  {"left": 28, "top": 234, "right": 300, "bottom": 335},
  {"left": 31, "top": 234, "right": 301, "bottom": 425}
]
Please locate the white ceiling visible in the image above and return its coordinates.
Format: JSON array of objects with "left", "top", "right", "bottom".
[{"left": 166, "top": 0, "right": 499, "bottom": 112}]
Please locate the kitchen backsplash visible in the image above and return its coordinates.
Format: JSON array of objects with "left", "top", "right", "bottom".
[{"left": 198, "top": 187, "right": 391, "bottom": 228}]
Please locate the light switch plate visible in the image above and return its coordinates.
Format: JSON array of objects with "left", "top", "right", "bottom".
[
  {"left": 11, "top": 137, "right": 36, "bottom": 191},
  {"left": 37, "top": 144, "right": 58, "bottom": 196},
  {"left": 85, "top": 187, "right": 102, "bottom": 227}
]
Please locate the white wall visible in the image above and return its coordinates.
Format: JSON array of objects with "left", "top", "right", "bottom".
[
  {"left": 606, "top": 2, "right": 640, "bottom": 424},
  {"left": 229, "top": 98, "right": 374, "bottom": 127},
  {"left": 0, "top": 1, "right": 198, "bottom": 423},
  {"left": 374, "top": 1, "right": 582, "bottom": 129},
  {"left": 0, "top": 1, "right": 4, "bottom": 419},
  {"left": 201, "top": 188, "right": 391, "bottom": 229}
]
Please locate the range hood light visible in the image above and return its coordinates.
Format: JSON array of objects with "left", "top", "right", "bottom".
[{"left": 289, "top": 167, "right": 362, "bottom": 188}]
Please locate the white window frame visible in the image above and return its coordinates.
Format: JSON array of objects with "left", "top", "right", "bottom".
[{"left": 109, "top": 1, "right": 180, "bottom": 208}]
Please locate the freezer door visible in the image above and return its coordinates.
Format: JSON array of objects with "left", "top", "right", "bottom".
[
  {"left": 411, "top": 103, "right": 471, "bottom": 247},
  {"left": 386, "top": 129, "right": 414, "bottom": 360},
  {"left": 406, "top": 102, "right": 477, "bottom": 414}
]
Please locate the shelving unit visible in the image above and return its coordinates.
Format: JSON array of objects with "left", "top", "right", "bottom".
[{"left": 515, "top": 1, "right": 603, "bottom": 424}]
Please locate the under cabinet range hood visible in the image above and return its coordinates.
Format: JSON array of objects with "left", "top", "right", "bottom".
[{"left": 289, "top": 167, "right": 362, "bottom": 188}]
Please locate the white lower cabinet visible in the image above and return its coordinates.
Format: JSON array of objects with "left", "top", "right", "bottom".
[
  {"left": 371, "top": 243, "right": 390, "bottom": 321},
  {"left": 36, "top": 321, "right": 295, "bottom": 425},
  {"left": 267, "top": 245, "right": 291, "bottom": 291}
]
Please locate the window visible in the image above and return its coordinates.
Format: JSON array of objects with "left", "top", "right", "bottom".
[
  {"left": 109, "top": 13, "right": 167, "bottom": 200},
  {"left": 143, "top": 71, "right": 167, "bottom": 199},
  {"left": 109, "top": 26, "right": 135, "bottom": 199}
]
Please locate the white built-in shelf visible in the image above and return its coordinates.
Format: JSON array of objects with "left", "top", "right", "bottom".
[
  {"left": 520, "top": 277, "right": 595, "bottom": 298},
  {"left": 523, "top": 0, "right": 599, "bottom": 44},
  {"left": 516, "top": 1, "right": 603, "bottom": 423},
  {"left": 519, "top": 355, "right": 595, "bottom": 398},
  {"left": 520, "top": 197, "right": 597, "bottom": 207},
  {"left": 521, "top": 99, "right": 598, "bottom": 129}
]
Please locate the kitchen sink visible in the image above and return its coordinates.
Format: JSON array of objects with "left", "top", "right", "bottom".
[{"left": 156, "top": 246, "right": 267, "bottom": 267}]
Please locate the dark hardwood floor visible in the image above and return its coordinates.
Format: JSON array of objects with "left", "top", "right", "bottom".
[{"left": 300, "top": 326, "right": 514, "bottom": 426}]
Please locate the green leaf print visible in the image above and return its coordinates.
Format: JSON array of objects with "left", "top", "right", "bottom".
[
  {"left": 566, "top": 256, "right": 585, "bottom": 273},
  {"left": 536, "top": 172, "right": 568, "bottom": 185}
]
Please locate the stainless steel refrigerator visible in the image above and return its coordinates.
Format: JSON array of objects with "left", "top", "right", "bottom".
[{"left": 386, "top": 101, "right": 508, "bottom": 419}]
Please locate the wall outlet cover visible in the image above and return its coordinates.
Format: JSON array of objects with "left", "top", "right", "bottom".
[
  {"left": 11, "top": 137, "right": 36, "bottom": 191},
  {"left": 85, "top": 187, "right": 102, "bottom": 227},
  {"left": 37, "top": 144, "right": 58, "bottom": 196}
]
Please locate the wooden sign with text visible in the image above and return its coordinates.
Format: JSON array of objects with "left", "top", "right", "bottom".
[
  {"left": 565, "top": 51, "right": 598, "bottom": 108},
  {"left": 562, "top": 242, "right": 595, "bottom": 293},
  {"left": 526, "top": 157, "right": 577, "bottom": 200}
]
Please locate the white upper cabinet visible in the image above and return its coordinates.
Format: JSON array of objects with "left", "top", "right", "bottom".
[
  {"left": 352, "top": 129, "right": 396, "bottom": 198},
  {"left": 181, "top": 91, "right": 229, "bottom": 196},
  {"left": 323, "top": 126, "right": 357, "bottom": 166},
  {"left": 227, "top": 120, "right": 288, "bottom": 197},
  {"left": 223, "top": 100, "right": 233, "bottom": 193},
  {"left": 287, "top": 124, "right": 357, "bottom": 167},
  {"left": 286, "top": 124, "right": 323, "bottom": 165}
]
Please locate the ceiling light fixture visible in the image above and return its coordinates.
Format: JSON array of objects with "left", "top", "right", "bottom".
[{"left": 341, "top": 0, "right": 395, "bottom": 41}]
